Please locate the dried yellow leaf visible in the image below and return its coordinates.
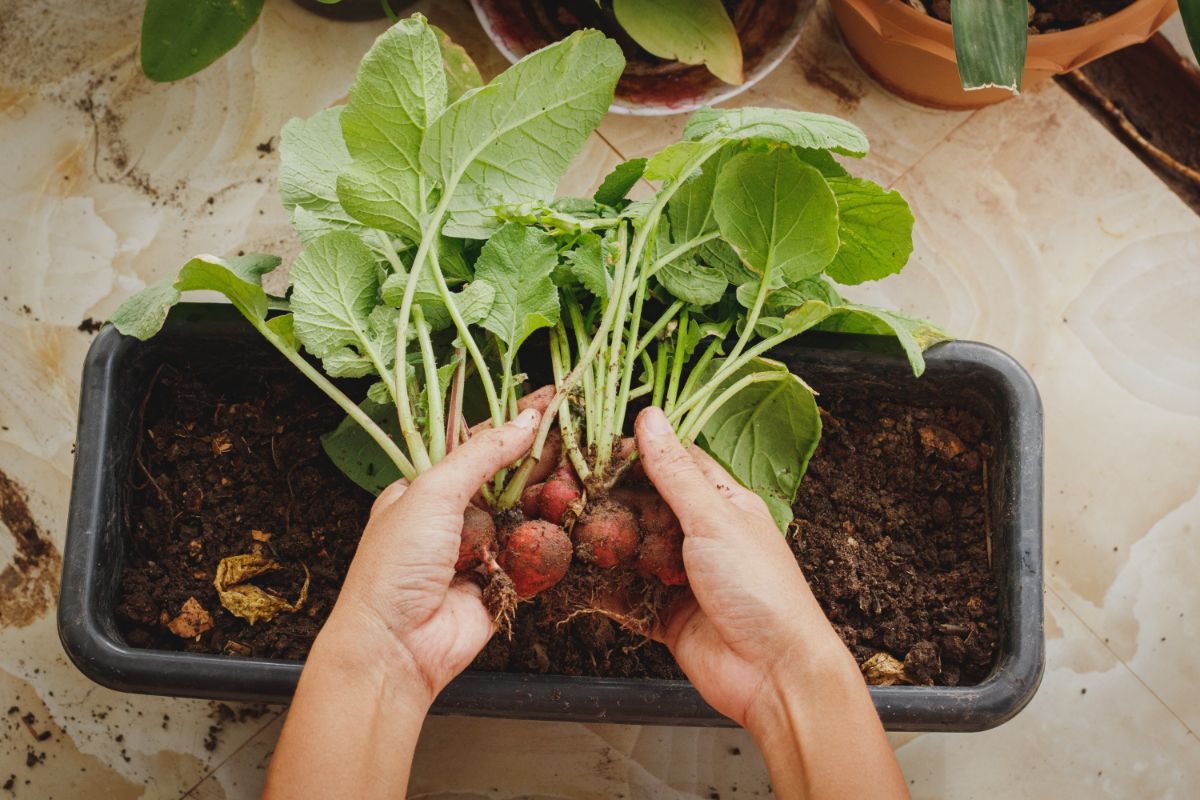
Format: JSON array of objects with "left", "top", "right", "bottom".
[
  {"left": 861, "top": 652, "right": 913, "bottom": 686},
  {"left": 214, "top": 553, "right": 310, "bottom": 625}
]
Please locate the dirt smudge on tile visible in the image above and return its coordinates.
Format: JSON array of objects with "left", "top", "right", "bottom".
[{"left": 0, "top": 468, "right": 61, "bottom": 629}]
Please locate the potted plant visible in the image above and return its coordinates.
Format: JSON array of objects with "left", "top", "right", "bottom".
[
  {"left": 60, "top": 15, "right": 1044, "bottom": 730},
  {"left": 138, "top": 0, "right": 404, "bottom": 82},
  {"left": 829, "top": 0, "right": 1192, "bottom": 109},
  {"left": 469, "top": 0, "right": 812, "bottom": 114}
]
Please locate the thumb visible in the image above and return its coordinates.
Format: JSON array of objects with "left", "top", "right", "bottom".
[
  {"left": 635, "top": 407, "right": 731, "bottom": 538},
  {"left": 405, "top": 408, "right": 541, "bottom": 516}
]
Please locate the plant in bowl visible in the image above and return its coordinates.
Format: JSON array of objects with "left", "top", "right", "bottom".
[
  {"left": 469, "top": 0, "right": 813, "bottom": 114},
  {"left": 113, "top": 12, "right": 948, "bottom": 633},
  {"left": 829, "top": 0, "right": 1187, "bottom": 108}
]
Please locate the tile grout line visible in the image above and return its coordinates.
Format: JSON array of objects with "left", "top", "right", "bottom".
[
  {"left": 176, "top": 709, "right": 286, "bottom": 799},
  {"left": 1046, "top": 584, "right": 1200, "bottom": 744},
  {"left": 884, "top": 109, "right": 980, "bottom": 191}
]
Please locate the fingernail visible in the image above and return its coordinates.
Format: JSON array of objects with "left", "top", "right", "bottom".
[
  {"left": 514, "top": 408, "right": 539, "bottom": 429},
  {"left": 640, "top": 407, "right": 672, "bottom": 437}
]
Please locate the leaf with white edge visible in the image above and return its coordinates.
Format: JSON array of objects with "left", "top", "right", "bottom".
[
  {"left": 824, "top": 177, "right": 914, "bottom": 285},
  {"left": 613, "top": 0, "right": 743, "bottom": 85},
  {"left": 713, "top": 148, "right": 840, "bottom": 285},
  {"left": 683, "top": 106, "right": 869, "bottom": 157},
  {"left": 818, "top": 305, "right": 952, "bottom": 376},
  {"left": 421, "top": 30, "right": 624, "bottom": 238},
  {"left": 951, "top": 0, "right": 1027, "bottom": 93},
  {"left": 278, "top": 108, "right": 363, "bottom": 244},
  {"left": 431, "top": 24, "right": 482, "bottom": 102},
  {"left": 110, "top": 280, "right": 181, "bottom": 340},
  {"left": 594, "top": 158, "right": 647, "bottom": 206},
  {"left": 322, "top": 397, "right": 404, "bottom": 495},
  {"left": 290, "top": 232, "right": 382, "bottom": 364},
  {"left": 697, "top": 357, "right": 822, "bottom": 532},
  {"left": 337, "top": 16, "right": 446, "bottom": 240},
  {"left": 473, "top": 223, "right": 560, "bottom": 356}
]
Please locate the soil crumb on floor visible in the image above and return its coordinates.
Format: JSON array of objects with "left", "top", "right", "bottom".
[{"left": 119, "top": 364, "right": 999, "bottom": 685}]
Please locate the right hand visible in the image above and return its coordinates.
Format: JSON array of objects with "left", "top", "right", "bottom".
[{"left": 634, "top": 407, "right": 858, "bottom": 731}]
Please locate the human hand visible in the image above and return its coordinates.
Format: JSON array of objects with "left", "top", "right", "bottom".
[
  {"left": 634, "top": 407, "right": 857, "bottom": 732},
  {"left": 318, "top": 407, "right": 541, "bottom": 710}
]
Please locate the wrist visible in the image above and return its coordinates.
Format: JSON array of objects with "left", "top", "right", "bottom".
[
  {"left": 309, "top": 603, "right": 436, "bottom": 715},
  {"left": 745, "top": 630, "right": 861, "bottom": 743}
]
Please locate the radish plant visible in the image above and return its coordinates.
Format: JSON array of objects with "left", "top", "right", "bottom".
[{"left": 113, "top": 15, "right": 948, "bottom": 624}]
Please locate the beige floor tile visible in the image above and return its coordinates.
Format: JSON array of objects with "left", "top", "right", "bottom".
[{"left": 896, "top": 594, "right": 1200, "bottom": 798}]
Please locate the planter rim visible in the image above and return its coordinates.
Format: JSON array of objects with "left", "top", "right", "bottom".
[
  {"left": 60, "top": 304, "right": 1044, "bottom": 731},
  {"left": 837, "top": 0, "right": 1178, "bottom": 70}
]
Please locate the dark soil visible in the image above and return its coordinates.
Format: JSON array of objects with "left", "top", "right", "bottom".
[
  {"left": 917, "top": 0, "right": 1136, "bottom": 34},
  {"left": 118, "top": 364, "right": 999, "bottom": 686},
  {"left": 793, "top": 398, "right": 999, "bottom": 686}
]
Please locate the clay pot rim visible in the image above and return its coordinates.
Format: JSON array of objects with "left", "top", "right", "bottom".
[{"left": 853, "top": 0, "right": 1174, "bottom": 43}]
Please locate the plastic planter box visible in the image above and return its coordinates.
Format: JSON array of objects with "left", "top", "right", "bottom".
[{"left": 60, "top": 303, "right": 1043, "bottom": 731}]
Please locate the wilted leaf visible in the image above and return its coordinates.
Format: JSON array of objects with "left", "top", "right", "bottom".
[{"left": 214, "top": 554, "right": 310, "bottom": 625}]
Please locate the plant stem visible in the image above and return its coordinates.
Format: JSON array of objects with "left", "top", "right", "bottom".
[
  {"left": 652, "top": 341, "right": 669, "bottom": 407},
  {"left": 445, "top": 346, "right": 466, "bottom": 453},
  {"left": 528, "top": 223, "right": 630, "bottom": 463},
  {"left": 413, "top": 305, "right": 445, "bottom": 463},
  {"left": 676, "top": 330, "right": 728, "bottom": 409},
  {"left": 566, "top": 296, "right": 596, "bottom": 448},
  {"left": 666, "top": 308, "right": 689, "bottom": 410},
  {"left": 677, "top": 371, "right": 789, "bottom": 446},
  {"left": 261, "top": 325, "right": 416, "bottom": 481},
  {"left": 647, "top": 230, "right": 721, "bottom": 277},
  {"left": 427, "top": 243, "right": 504, "bottom": 427},
  {"left": 633, "top": 300, "right": 684, "bottom": 359},
  {"left": 551, "top": 326, "right": 590, "bottom": 481},
  {"left": 378, "top": 232, "right": 433, "bottom": 472}
]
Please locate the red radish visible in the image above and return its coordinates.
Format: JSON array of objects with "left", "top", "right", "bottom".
[
  {"left": 630, "top": 494, "right": 688, "bottom": 586},
  {"left": 573, "top": 501, "right": 639, "bottom": 568},
  {"left": 520, "top": 482, "right": 545, "bottom": 519},
  {"left": 499, "top": 520, "right": 572, "bottom": 597},
  {"left": 456, "top": 506, "right": 497, "bottom": 572},
  {"left": 539, "top": 463, "right": 582, "bottom": 525}
]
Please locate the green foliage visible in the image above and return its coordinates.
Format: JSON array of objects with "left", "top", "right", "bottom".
[
  {"left": 950, "top": 0, "right": 1029, "bottom": 93},
  {"left": 113, "top": 15, "right": 949, "bottom": 523},
  {"left": 140, "top": 0, "right": 264, "bottom": 82},
  {"left": 612, "top": 0, "right": 743, "bottom": 85}
]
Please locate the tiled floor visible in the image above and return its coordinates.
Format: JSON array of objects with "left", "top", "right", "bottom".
[{"left": 1, "top": 0, "right": 1198, "bottom": 797}]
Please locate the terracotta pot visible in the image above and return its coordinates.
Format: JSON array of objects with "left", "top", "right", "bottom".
[
  {"left": 469, "top": 0, "right": 813, "bottom": 115},
  {"left": 829, "top": 0, "right": 1179, "bottom": 109}
]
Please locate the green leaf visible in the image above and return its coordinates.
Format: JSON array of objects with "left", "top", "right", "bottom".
[
  {"left": 421, "top": 30, "right": 625, "bottom": 238},
  {"left": 473, "top": 223, "right": 561, "bottom": 355},
  {"left": 818, "top": 305, "right": 952, "bottom": 377},
  {"left": 644, "top": 140, "right": 709, "bottom": 182},
  {"left": 659, "top": 255, "right": 727, "bottom": 307},
  {"left": 794, "top": 147, "right": 848, "bottom": 178},
  {"left": 1182, "top": 0, "right": 1200, "bottom": 63},
  {"left": 697, "top": 357, "right": 822, "bottom": 532},
  {"left": 321, "top": 306, "right": 398, "bottom": 378},
  {"left": 337, "top": 16, "right": 446, "bottom": 241},
  {"left": 737, "top": 279, "right": 843, "bottom": 312},
  {"left": 713, "top": 148, "right": 840, "bottom": 285},
  {"left": 431, "top": 24, "right": 483, "bottom": 103},
  {"left": 278, "top": 108, "right": 363, "bottom": 244},
  {"left": 140, "top": 0, "right": 263, "bottom": 82},
  {"left": 697, "top": 238, "right": 754, "bottom": 285},
  {"left": 175, "top": 256, "right": 270, "bottom": 322},
  {"left": 110, "top": 280, "right": 181, "bottom": 340},
  {"left": 593, "top": 158, "right": 647, "bottom": 206},
  {"left": 265, "top": 313, "right": 298, "bottom": 349},
  {"left": 613, "top": 0, "right": 743, "bottom": 85},
  {"left": 951, "top": 0, "right": 1028, "bottom": 93},
  {"left": 557, "top": 232, "right": 611, "bottom": 299},
  {"left": 322, "top": 398, "right": 404, "bottom": 495},
  {"left": 824, "top": 177, "right": 914, "bottom": 285},
  {"left": 414, "top": 280, "right": 496, "bottom": 332},
  {"left": 683, "top": 107, "right": 869, "bottom": 157},
  {"left": 225, "top": 253, "right": 283, "bottom": 286},
  {"left": 667, "top": 143, "right": 738, "bottom": 243},
  {"left": 290, "top": 233, "right": 387, "bottom": 375}
]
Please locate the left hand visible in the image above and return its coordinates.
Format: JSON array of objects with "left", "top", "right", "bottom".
[{"left": 318, "top": 406, "right": 541, "bottom": 709}]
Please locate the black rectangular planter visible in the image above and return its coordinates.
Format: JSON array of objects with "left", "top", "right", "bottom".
[{"left": 60, "top": 303, "right": 1043, "bottom": 732}]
